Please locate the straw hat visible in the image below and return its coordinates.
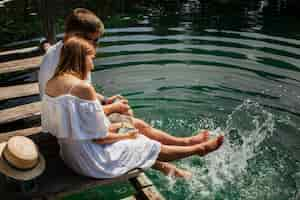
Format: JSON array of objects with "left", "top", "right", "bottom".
[{"left": 0, "top": 136, "right": 45, "bottom": 181}]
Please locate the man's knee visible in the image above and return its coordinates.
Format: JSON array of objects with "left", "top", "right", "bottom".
[{"left": 133, "top": 118, "right": 151, "bottom": 130}]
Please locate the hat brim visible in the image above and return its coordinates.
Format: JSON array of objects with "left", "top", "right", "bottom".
[{"left": 0, "top": 142, "right": 46, "bottom": 181}]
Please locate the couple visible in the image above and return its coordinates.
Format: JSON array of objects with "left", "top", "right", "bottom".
[{"left": 39, "top": 8, "right": 224, "bottom": 179}]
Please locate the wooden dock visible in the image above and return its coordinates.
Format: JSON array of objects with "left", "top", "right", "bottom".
[
  {"left": 0, "top": 46, "right": 165, "bottom": 200},
  {"left": 0, "top": 55, "right": 42, "bottom": 75},
  {"left": 0, "top": 83, "right": 39, "bottom": 101}
]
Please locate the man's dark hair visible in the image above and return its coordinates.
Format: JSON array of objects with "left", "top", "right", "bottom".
[{"left": 65, "top": 8, "right": 104, "bottom": 36}]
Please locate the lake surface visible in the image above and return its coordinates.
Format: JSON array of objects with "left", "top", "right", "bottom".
[
  {"left": 91, "top": 7, "right": 300, "bottom": 200},
  {"left": 1, "top": 1, "right": 300, "bottom": 199}
]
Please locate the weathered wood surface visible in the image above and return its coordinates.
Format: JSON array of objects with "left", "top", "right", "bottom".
[
  {"left": 0, "top": 83, "right": 39, "bottom": 101},
  {"left": 0, "top": 101, "right": 41, "bottom": 125},
  {"left": 0, "top": 133, "right": 142, "bottom": 200},
  {"left": 46, "top": 168, "right": 142, "bottom": 200},
  {"left": 130, "top": 173, "right": 153, "bottom": 189},
  {"left": 0, "top": 47, "right": 40, "bottom": 62},
  {"left": 0, "top": 126, "right": 42, "bottom": 142},
  {"left": 0, "top": 56, "right": 42, "bottom": 74},
  {"left": 121, "top": 196, "right": 137, "bottom": 200},
  {"left": 0, "top": 47, "right": 39, "bottom": 57},
  {"left": 130, "top": 173, "right": 165, "bottom": 200},
  {"left": 139, "top": 186, "right": 165, "bottom": 200}
]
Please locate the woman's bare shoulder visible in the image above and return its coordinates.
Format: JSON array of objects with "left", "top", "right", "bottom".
[
  {"left": 71, "top": 82, "right": 97, "bottom": 101},
  {"left": 45, "top": 77, "right": 62, "bottom": 96}
]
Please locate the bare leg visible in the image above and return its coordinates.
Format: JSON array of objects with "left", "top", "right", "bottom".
[
  {"left": 157, "top": 135, "right": 224, "bottom": 162},
  {"left": 152, "top": 161, "right": 192, "bottom": 179},
  {"left": 133, "top": 118, "right": 209, "bottom": 146}
]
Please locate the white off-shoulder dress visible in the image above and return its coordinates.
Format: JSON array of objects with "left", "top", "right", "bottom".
[{"left": 41, "top": 94, "right": 161, "bottom": 178}]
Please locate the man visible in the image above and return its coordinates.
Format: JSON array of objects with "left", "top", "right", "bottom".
[{"left": 38, "top": 8, "right": 131, "bottom": 116}]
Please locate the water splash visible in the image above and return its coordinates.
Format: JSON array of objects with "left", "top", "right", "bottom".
[
  {"left": 153, "top": 99, "right": 299, "bottom": 200},
  {"left": 193, "top": 100, "right": 274, "bottom": 195},
  {"left": 215, "top": 99, "right": 275, "bottom": 181}
]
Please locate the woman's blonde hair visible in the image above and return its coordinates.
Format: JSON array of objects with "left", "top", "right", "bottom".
[{"left": 53, "top": 36, "right": 96, "bottom": 80}]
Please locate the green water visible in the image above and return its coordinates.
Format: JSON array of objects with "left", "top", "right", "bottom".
[
  {"left": 90, "top": 10, "right": 300, "bottom": 200},
  {"left": 1, "top": 1, "right": 300, "bottom": 200}
]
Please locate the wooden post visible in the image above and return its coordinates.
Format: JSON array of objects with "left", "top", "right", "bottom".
[
  {"left": 120, "top": 0, "right": 125, "bottom": 14},
  {"left": 38, "top": 0, "right": 56, "bottom": 44},
  {"left": 130, "top": 173, "right": 165, "bottom": 200}
]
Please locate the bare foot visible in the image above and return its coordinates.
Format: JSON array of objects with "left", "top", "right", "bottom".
[
  {"left": 197, "top": 135, "right": 224, "bottom": 156},
  {"left": 187, "top": 130, "right": 210, "bottom": 145},
  {"left": 156, "top": 162, "right": 192, "bottom": 179},
  {"left": 170, "top": 167, "right": 192, "bottom": 179}
]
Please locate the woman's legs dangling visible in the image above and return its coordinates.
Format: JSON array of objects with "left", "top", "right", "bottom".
[
  {"left": 157, "top": 135, "right": 224, "bottom": 162},
  {"left": 132, "top": 118, "right": 210, "bottom": 146},
  {"left": 150, "top": 136, "right": 223, "bottom": 179},
  {"left": 152, "top": 161, "right": 192, "bottom": 179}
]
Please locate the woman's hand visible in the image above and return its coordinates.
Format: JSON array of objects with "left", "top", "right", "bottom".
[
  {"left": 124, "top": 130, "right": 139, "bottom": 139},
  {"left": 108, "top": 122, "right": 123, "bottom": 133},
  {"left": 94, "top": 130, "right": 139, "bottom": 145}
]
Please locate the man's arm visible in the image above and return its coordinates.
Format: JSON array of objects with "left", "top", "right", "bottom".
[
  {"left": 96, "top": 93, "right": 127, "bottom": 104},
  {"left": 102, "top": 100, "right": 130, "bottom": 115},
  {"left": 96, "top": 93, "right": 106, "bottom": 104},
  {"left": 96, "top": 92, "right": 133, "bottom": 116}
]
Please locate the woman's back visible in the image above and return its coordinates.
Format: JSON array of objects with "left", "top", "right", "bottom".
[
  {"left": 45, "top": 74, "right": 97, "bottom": 101},
  {"left": 42, "top": 74, "right": 110, "bottom": 140}
]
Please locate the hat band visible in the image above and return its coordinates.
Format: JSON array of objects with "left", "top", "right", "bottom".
[{"left": 2, "top": 145, "right": 39, "bottom": 171}]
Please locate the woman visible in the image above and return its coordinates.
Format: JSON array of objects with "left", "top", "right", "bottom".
[{"left": 42, "top": 36, "right": 224, "bottom": 179}]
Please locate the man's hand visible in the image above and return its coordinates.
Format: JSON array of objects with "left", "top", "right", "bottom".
[
  {"left": 112, "top": 100, "right": 130, "bottom": 114},
  {"left": 102, "top": 96, "right": 134, "bottom": 116},
  {"left": 105, "top": 95, "right": 126, "bottom": 104}
]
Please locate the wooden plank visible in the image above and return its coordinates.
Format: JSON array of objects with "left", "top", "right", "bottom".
[
  {"left": 0, "top": 47, "right": 39, "bottom": 56},
  {"left": 0, "top": 46, "right": 40, "bottom": 63},
  {"left": 130, "top": 173, "right": 153, "bottom": 189},
  {"left": 130, "top": 173, "right": 165, "bottom": 200},
  {"left": 48, "top": 169, "right": 142, "bottom": 200},
  {"left": 0, "top": 56, "right": 42, "bottom": 75},
  {"left": 0, "top": 101, "right": 41, "bottom": 125},
  {"left": 139, "top": 186, "right": 165, "bottom": 200},
  {"left": 121, "top": 195, "right": 137, "bottom": 200},
  {"left": 0, "top": 126, "right": 42, "bottom": 142},
  {"left": 0, "top": 83, "right": 39, "bottom": 101}
]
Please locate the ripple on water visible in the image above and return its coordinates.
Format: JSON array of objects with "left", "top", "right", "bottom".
[{"left": 145, "top": 100, "right": 299, "bottom": 200}]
